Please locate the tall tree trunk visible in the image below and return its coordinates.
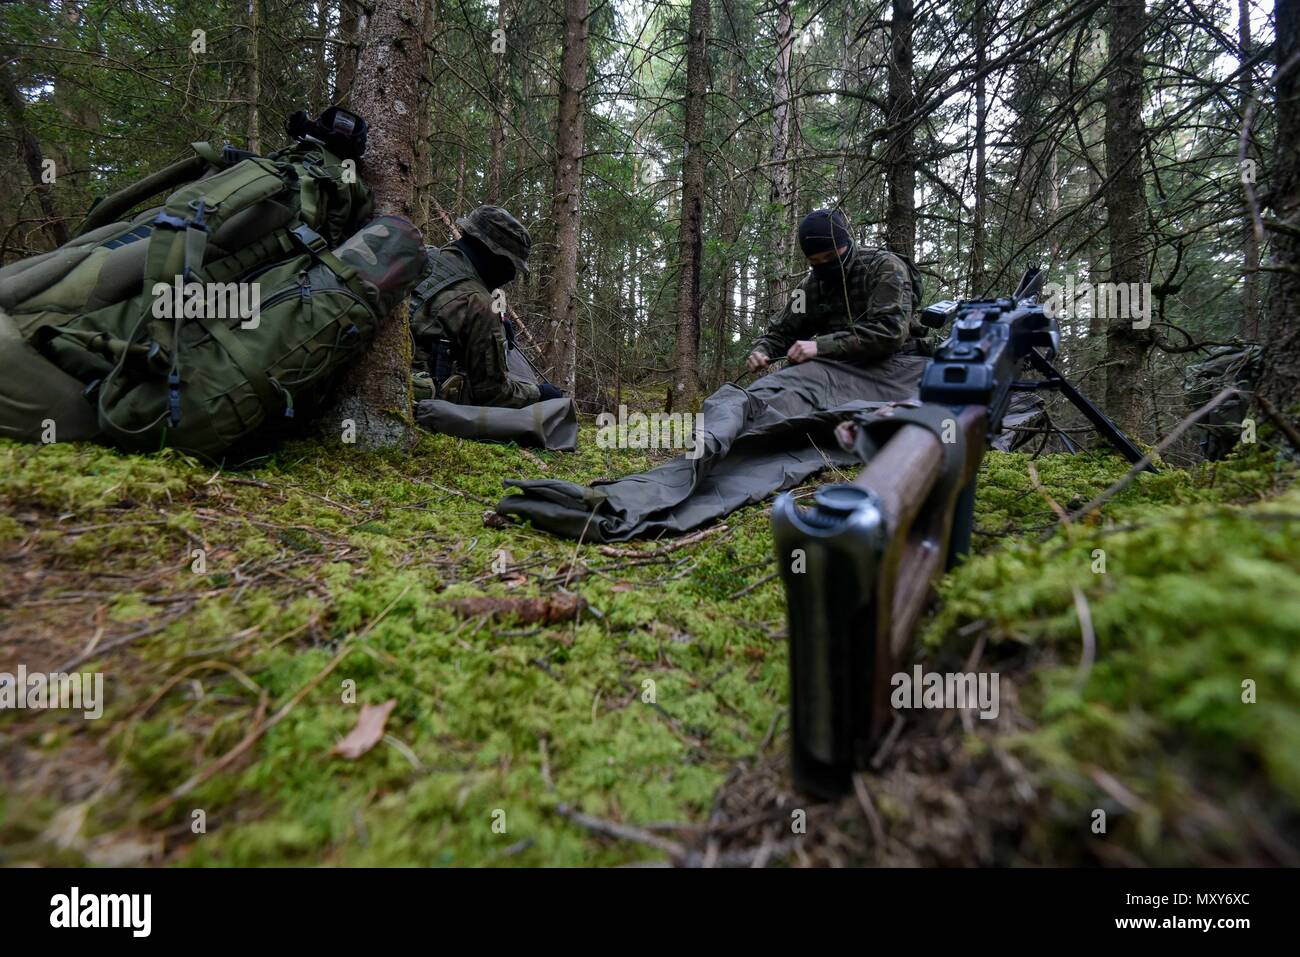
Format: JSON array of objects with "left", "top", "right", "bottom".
[
  {"left": 246, "top": 0, "right": 261, "bottom": 152},
  {"left": 765, "top": 1, "right": 794, "bottom": 316},
  {"left": 1102, "top": 0, "right": 1153, "bottom": 436},
  {"left": 1258, "top": 0, "right": 1300, "bottom": 414},
  {"left": 487, "top": 0, "right": 510, "bottom": 204},
  {"left": 971, "top": 0, "right": 987, "bottom": 295},
  {"left": 325, "top": 0, "right": 429, "bottom": 448},
  {"left": 0, "top": 64, "right": 68, "bottom": 248},
  {"left": 333, "top": 0, "right": 360, "bottom": 102},
  {"left": 412, "top": 0, "right": 437, "bottom": 234},
  {"left": 672, "top": 0, "right": 710, "bottom": 409},
  {"left": 544, "top": 0, "right": 588, "bottom": 396},
  {"left": 313, "top": 0, "right": 331, "bottom": 114},
  {"left": 1239, "top": 0, "right": 1260, "bottom": 341},
  {"left": 884, "top": 0, "right": 916, "bottom": 259}
]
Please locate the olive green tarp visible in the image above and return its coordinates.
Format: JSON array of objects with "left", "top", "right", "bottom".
[{"left": 496, "top": 355, "right": 929, "bottom": 542}]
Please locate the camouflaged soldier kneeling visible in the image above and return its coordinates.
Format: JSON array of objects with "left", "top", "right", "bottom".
[
  {"left": 747, "top": 208, "right": 932, "bottom": 382},
  {"left": 410, "top": 205, "right": 562, "bottom": 408}
]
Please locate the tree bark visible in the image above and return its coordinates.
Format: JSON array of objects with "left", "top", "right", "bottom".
[
  {"left": 1239, "top": 0, "right": 1260, "bottom": 341},
  {"left": 324, "top": 0, "right": 429, "bottom": 448},
  {"left": 1102, "top": 0, "right": 1153, "bottom": 437},
  {"left": 672, "top": 0, "right": 710, "bottom": 409},
  {"left": 765, "top": 1, "right": 794, "bottom": 317},
  {"left": 884, "top": 0, "right": 916, "bottom": 259},
  {"left": 971, "top": 0, "right": 987, "bottom": 295},
  {"left": 544, "top": 0, "right": 588, "bottom": 396},
  {"left": 0, "top": 64, "right": 69, "bottom": 248},
  {"left": 333, "top": 0, "right": 360, "bottom": 102},
  {"left": 487, "top": 0, "right": 510, "bottom": 204},
  {"left": 246, "top": 0, "right": 261, "bottom": 153},
  {"left": 313, "top": 0, "right": 331, "bottom": 114},
  {"left": 1258, "top": 0, "right": 1300, "bottom": 415}
]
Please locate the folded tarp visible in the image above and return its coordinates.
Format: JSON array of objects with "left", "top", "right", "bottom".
[
  {"left": 414, "top": 337, "right": 578, "bottom": 451},
  {"left": 496, "top": 354, "right": 928, "bottom": 542}
]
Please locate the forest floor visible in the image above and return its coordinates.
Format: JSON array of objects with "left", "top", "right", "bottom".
[{"left": 1, "top": 398, "right": 1298, "bottom": 867}]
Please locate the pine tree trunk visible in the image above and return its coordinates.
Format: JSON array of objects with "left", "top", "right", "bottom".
[
  {"left": 313, "top": 0, "right": 331, "bottom": 114},
  {"left": 246, "top": 0, "right": 261, "bottom": 153},
  {"left": 544, "top": 0, "right": 588, "bottom": 396},
  {"left": 324, "top": 0, "right": 429, "bottom": 448},
  {"left": 885, "top": 0, "right": 916, "bottom": 259},
  {"left": 1239, "top": 0, "right": 1260, "bottom": 341},
  {"left": 0, "top": 64, "right": 68, "bottom": 248},
  {"left": 766, "top": 1, "right": 794, "bottom": 317},
  {"left": 1258, "top": 0, "right": 1300, "bottom": 415},
  {"left": 672, "top": 0, "right": 709, "bottom": 409},
  {"left": 487, "top": 0, "right": 510, "bottom": 204},
  {"left": 333, "top": 0, "right": 360, "bottom": 102},
  {"left": 1102, "top": 0, "right": 1153, "bottom": 437},
  {"left": 971, "top": 0, "right": 987, "bottom": 295}
]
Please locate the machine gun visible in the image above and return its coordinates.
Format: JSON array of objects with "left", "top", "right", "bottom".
[{"left": 770, "top": 267, "right": 1151, "bottom": 797}]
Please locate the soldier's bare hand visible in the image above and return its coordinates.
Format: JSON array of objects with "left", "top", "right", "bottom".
[
  {"left": 746, "top": 350, "right": 770, "bottom": 373},
  {"left": 787, "top": 340, "right": 818, "bottom": 363}
]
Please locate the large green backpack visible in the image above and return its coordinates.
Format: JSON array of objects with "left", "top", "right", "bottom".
[{"left": 0, "top": 139, "right": 425, "bottom": 458}]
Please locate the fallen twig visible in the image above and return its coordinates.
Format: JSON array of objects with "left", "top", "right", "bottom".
[{"left": 596, "top": 523, "right": 728, "bottom": 559}]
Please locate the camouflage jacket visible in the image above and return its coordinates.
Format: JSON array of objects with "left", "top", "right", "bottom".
[
  {"left": 409, "top": 245, "right": 540, "bottom": 409},
  {"left": 751, "top": 246, "right": 920, "bottom": 364}
]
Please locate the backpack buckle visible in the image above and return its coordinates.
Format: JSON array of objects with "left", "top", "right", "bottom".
[
  {"left": 291, "top": 224, "right": 329, "bottom": 254},
  {"left": 153, "top": 212, "right": 189, "bottom": 230}
]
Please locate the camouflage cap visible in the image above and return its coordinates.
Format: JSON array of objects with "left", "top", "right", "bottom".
[{"left": 456, "top": 205, "right": 531, "bottom": 277}]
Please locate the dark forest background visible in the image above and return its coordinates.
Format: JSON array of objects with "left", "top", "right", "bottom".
[{"left": 2, "top": 0, "right": 1296, "bottom": 449}]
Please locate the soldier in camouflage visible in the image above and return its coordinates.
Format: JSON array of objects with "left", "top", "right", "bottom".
[
  {"left": 409, "top": 205, "right": 561, "bottom": 408},
  {"left": 747, "top": 208, "right": 930, "bottom": 379},
  {"left": 1184, "top": 344, "right": 1262, "bottom": 460}
]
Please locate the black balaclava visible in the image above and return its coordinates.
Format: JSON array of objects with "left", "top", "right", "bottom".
[
  {"left": 798, "top": 208, "right": 855, "bottom": 281},
  {"left": 454, "top": 234, "right": 516, "bottom": 291}
]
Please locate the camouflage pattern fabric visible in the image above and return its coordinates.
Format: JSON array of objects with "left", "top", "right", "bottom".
[
  {"left": 1184, "top": 344, "right": 1262, "bottom": 460},
  {"left": 751, "top": 246, "right": 922, "bottom": 364},
  {"left": 334, "top": 216, "right": 427, "bottom": 317},
  {"left": 410, "top": 246, "right": 540, "bottom": 409}
]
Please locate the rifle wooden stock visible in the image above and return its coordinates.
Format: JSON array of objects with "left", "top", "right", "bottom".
[{"left": 853, "top": 404, "right": 988, "bottom": 741}]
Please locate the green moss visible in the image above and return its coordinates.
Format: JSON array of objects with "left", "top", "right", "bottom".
[{"left": 0, "top": 431, "right": 1294, "bottom": 866}]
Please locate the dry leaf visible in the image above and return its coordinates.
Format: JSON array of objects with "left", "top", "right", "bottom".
[{"left": 332, "top": 698, "right": 397, "bottom": 760}]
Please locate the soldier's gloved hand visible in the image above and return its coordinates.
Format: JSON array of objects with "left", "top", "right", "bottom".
[
  {"left": 746, "top": 350, "right": 770, "bottom": 373},
  {"left": 538, "top": 382, "right": 564, "bottom": 401}
]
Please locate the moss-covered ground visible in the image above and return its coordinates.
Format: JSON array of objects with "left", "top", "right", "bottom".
[{"left": 0, "top": 416, "right": 1296, "bottom": 866}]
